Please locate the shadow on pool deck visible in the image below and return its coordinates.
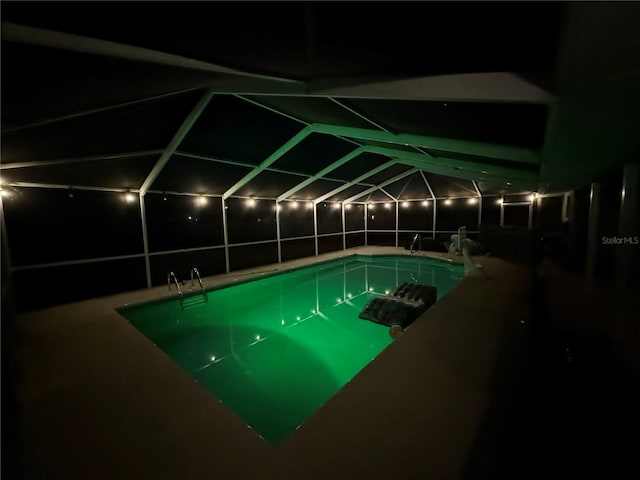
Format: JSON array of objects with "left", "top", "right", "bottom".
[{"left": 460, "top": 258, "right": 640, "bottom": 480}]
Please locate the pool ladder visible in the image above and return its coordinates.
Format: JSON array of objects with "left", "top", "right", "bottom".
[
  {"left": 410, "top": 233, "right": 420, "bottom": 254},
  {"left": 190, "top": 267, "right": 208, "bottom": 303},
  {"left": 167, "top": 267, "right": 207, "bottom": 310},
  {"left": 167, "top": 271, "right": 184, "bottom": 310}
]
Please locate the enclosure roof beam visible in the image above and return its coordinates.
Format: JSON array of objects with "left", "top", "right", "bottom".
[
  {"left": 312, "top": 123, "right": 538, "bottom": 165},
  {"left": 343, "top": 167, "right": 419, "bottom": 203},
  {"left": 2, "top": 22, "right": 302, "bottom": 85},
  {"left": 313, "top": 159, "right": 398, "bottom": 203},
  {"left": 277, "top": 147, "right": 366, "bottom": 201},
  {"left": 139, "top": 88, "right": 215, "bottom": 196},
  {"left": 472, "top": 180, "right": 482, "bottom": 196},
  {"left": 379, "top": 188, "right": 396, "bottom": 201},
  {"left": 395, "top": 175, "right": 414, "bottom": 200},
  {"left": 307, "top": 72, "right": 555, "bottom": 104},
  {"left": 0, "top": 150, "right": 164, "bottom": 170},
  {"left": 420, "top": 171, "right": 436, "bottom": 200},
  {"left": 222, "top": 125, "right": 315, "bottom": 200},
  {"left": 5, "top": 181, "right": 138, "bottom": 193},
  {"left": 327, "top": 97, "right": 391, "bottom": 132},
  {"left": 1, "top": 89, "right": 201, "bottom": 134},
  {"left": 363, "top": 145, "right": 538, "bottom": 185},
  {"left": 401, "top": 159, "right": 536, "bottom": 190}
]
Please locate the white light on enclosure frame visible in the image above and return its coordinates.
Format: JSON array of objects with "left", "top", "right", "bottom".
[{"left": 123, "top": 191, "right": 136, "bottom": 204}]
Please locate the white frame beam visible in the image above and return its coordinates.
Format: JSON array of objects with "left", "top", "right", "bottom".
[
  {"left": 420, "top": 171, "right": 437, "bottom": 238},
  {"left": 3, "top": 22, "right": 302, "bottom": 85},
  {"left": 222, "top": 125, "right": 315, "bottom": 200},
  {"left": 472, "top": 180, "right": 483, "bottom": 227},
  {"left": 277, "top": 146, "right": 366, "bottom": 201},
  {"left": 585, "top": 182, "right": 601, "bottom": 286},
  {"left": 615, "top": 163, "right": 639, "bottom": 287},
  {"left": 2, "top": 90, "right": 200, "bottom": 134},
  {"left": 313, "top": 159, "right": 398, "bottom": 203},
  {"left": 344, "top": 167, "right": 419, "bottom": 203},
  {"left": 139, "top": 195, "right": 152, "bottom": 288},
  {"left": 140, "top": 88, "right": 215, "bottom": 196},
  {"left": 0, "top": 150, "right": 164, "bottom": 170},
  {"left": 222, "top": 198, "right": 230, "bottom": 272}
]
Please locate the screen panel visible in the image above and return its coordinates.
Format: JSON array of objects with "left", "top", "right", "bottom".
[
  {"left": 145, "top": 193, "right": 224, "bottom": 252},
  {"left": 229, "top": 242, "right": 278, "bottom": 271},
  {"left": 226, "top": 197, "right": 277, "bottom": 244},
  {"left": 180, "top": 95, "right": 304, "bottom": 165},
  {"left": 318, "top": 234, "right": 343, "bottom": 254},
  {"left": 3, "top": 187, "right": 143, "bottom": 266},
  {"left": 279, "top": 201, "right": 315, "bottom": 239},
  {"left": 317, "top": 202, "right": 343, "bottom": 235},
  {"left": 281, "top": 237, "right": 315, "bottom": 262},
  {"left": 345, "top": 204, "right": 365, "bottom": 231}
]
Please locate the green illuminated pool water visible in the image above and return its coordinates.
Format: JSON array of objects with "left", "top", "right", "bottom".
[{"left": 119, "top": 254, "right": 464, "bottom": 444}]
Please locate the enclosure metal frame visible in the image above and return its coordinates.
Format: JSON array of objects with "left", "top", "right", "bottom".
[{"left": 4, "top": 93, "right": 545, "bottom": 286}]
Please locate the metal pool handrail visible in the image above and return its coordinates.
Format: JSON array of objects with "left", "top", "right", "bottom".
[
  {"left": 410, "top": 233, "right": 420, "bottom": 254},
  {"left": 190, "top": 267, "right": 208, "bottom": 302},
  {"left": 167, "top": 271, "right": 184, "bottom": 309}
]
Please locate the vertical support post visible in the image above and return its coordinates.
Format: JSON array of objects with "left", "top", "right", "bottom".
[
  {"left": 562, "top": 191, "right": 569, "bottom": 222},
  {"left": 472, "top": 180, "right": 482, "bottom": 230},
  {"left": 422, "top": 171, "right": 436, "bottom": 239},
  {"left": 139, "top": 195, "right": 152, "bottom": 288},
  {"left": 313, "top": 201, "right": 319, "bottom": 256},
  {"left": 615, "top": 163, "right": 639, "bottom": 288},
  {"left": 528, "top": 201, "right": 534, "bottom": 230},
  {"left": 395, "top": 200, "right": 399, "bottom": 247},
  {"left": 137, "top": 89, "right": 214, "bottom": 286},
  {"left": 500, "top": 196, "right": 505, "bottom": 227},
  {"left": 567, "top": 190, "right": 578, "bottom": 269},
  {"left": 222, "top": 198, "right": 230, "bottom": 273},
  {"left": 341, "top": 203, "right": 346, "bottom": 251},
  {"left": 585, "top": 182, "right": 601, "bottom": 287},
  {"left": 536, "top": 195, "right": 543, "bottom": 229},
  {"left": 0, "top": 194, "right": 12, "bottom": 297},
  {"left": 0, "top": 194, "right": 7, "bottom": 259},
  {"left": 276, "top": 201, "right": 282, "bottom": 263}
]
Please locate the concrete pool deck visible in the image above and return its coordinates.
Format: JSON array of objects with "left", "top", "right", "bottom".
[{"left": 13, "top": 247, "right": 532, "bottom": 479}]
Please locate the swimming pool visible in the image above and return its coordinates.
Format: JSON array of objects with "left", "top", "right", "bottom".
[{"left": 119, "top": 254, "right": 464, "bottom": 444}]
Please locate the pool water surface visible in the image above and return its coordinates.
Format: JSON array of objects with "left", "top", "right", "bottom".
[{"left": 119, "top": 255, "right": 464, "bottom": 444}]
